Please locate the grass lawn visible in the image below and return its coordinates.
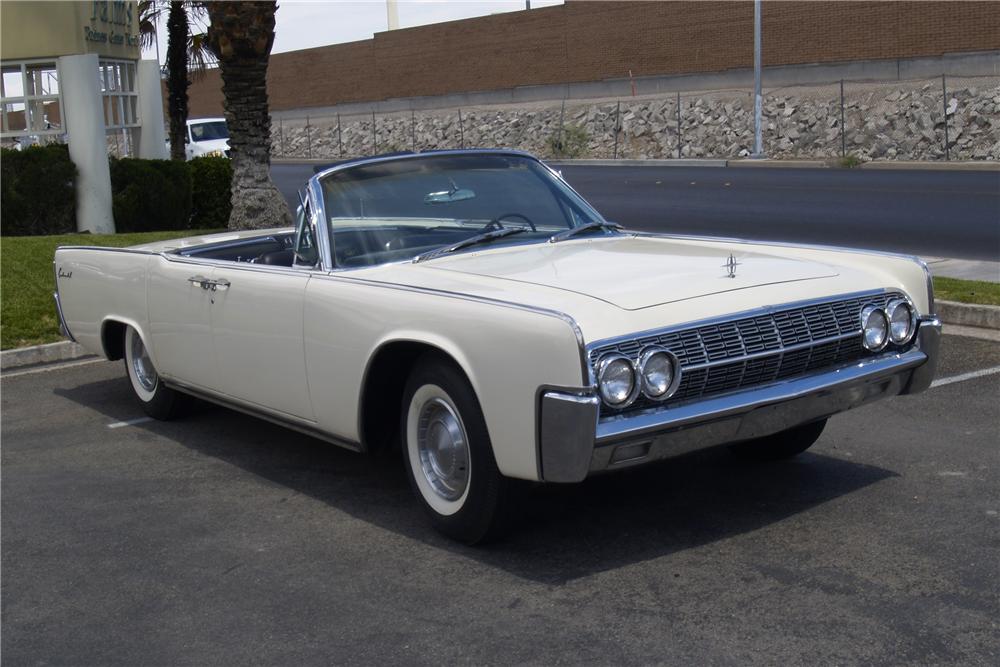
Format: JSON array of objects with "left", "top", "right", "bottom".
[
  {"left": 932, "top": 276, "right": 1000, "bottom": 307},
  {"left": 1, "top": 231, "right": 216, "bottom": 350}
]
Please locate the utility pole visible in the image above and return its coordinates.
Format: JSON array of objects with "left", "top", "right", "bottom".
[
  {"left": 386, "top": 0, "right": 399, "bottom": 30},
  {"left": 752, "top": 0, "right": 765, "bottom": 158},
  {"left": 526, "top": 1, "right": 531, "bottom": 9}
]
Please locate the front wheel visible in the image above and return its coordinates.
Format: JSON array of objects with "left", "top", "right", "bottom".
[
  {"left": 124, "top": 325, "right": 180, "bottom": 420},
  {"left": 401, "top": 356, "right": 513, "bottom": 544},
  {"left": 729, "top": 418, "right": 827, "bottom": 461}
]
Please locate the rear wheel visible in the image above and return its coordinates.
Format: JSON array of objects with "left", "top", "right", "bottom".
[
  {"left": 729, "top": 419, "right": 827, "bottom": 461},
  {"left": 401, "top": 356, "right": 513, "bottom": 544},
  {"left": 124, "top": 325, "right": 179, "bottom": 420}
]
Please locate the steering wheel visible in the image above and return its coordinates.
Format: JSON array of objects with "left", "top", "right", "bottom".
[{"left": 483, "top": 213, "right": 537, "bottom": 232}]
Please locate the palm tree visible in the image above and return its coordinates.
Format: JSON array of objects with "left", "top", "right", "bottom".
[
  {"left": 205, "top": 1, "right": 290, "bottom": 229},
  {"left": 139, "top": 1, "right": 213, "bottom": 160}
]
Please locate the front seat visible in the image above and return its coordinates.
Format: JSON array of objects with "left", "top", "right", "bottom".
[{"left": 258, "top": 249, "right": 295, "bottom": 267}]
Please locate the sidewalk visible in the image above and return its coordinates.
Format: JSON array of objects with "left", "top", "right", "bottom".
[{"left": 925, "top": 257, "right": 1000, "bottom": 283}]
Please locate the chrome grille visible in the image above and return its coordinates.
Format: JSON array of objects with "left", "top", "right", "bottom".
[{"left": 589, "top": 291, "right": 907, "bottom": 416}]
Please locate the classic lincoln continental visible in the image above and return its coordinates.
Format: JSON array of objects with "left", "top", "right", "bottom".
[{"left": 54, "top": 150, "right": 940, "bottom": 543}]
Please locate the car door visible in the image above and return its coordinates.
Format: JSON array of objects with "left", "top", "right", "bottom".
[
  {"left": 207, "top": 264, "right": 313, "bottom": 420},
  {"left": 147, "top": 256, "right": 220, "bottom": 390}
]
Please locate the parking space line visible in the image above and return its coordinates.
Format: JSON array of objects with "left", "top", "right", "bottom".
[
  {"left": 108, "top": 417, "right": 154, "bottom": 429},
  {"left": 931, "top": 365, "right": 1000, "bottom": 389}
]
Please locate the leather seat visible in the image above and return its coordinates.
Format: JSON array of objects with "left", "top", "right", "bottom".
[{"left": 258, "top": 249, "right": 295, "bottom": 266}]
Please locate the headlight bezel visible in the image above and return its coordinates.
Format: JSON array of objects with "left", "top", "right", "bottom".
[
  {"left": 885, "top": 297, "right": 917, "bottom": 345},
  {"left": 596, "top": 352, "right": 640, "bottom": 408},
  {"left": 637, "top": 346, "right": 682, "bottom": 401},
  {"left": 859, "top": 304, "right": 890, "bottom": 351}
]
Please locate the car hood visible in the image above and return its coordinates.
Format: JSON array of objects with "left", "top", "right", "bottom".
[
  {"left": 418, "top": 235, "right": 839, "bottom": 311},
  {"left": 192, "top": 138, "right": 229, "bottom": 154}
]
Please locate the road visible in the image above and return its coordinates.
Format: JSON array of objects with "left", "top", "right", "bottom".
[
  {"left": 271, "top": 163, "right": 1000, "bottom": 261},
  {"left": 3, "top": 331, "right": 999, "bottom": 664}
]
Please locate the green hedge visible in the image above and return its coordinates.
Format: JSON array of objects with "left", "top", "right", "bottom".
[
  {"left": 0, "top": 145, "right": 77, "bottom": 236},
  {"left": 2, "top": 148, "right": 231, "bottom": 236},
  {"left": 110, "top": 157, "right": 193, "bottom": 232},
  {"left": 189, "top": 156, "right": 232, "bottom": 229}
]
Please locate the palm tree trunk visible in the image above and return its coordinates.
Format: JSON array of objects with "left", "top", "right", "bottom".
[
  {"left": 205, "top": 1, "right": 290, "bottom": 230},
  {"left": 165, "top": 1, "right": 189, "bottom": 161}
]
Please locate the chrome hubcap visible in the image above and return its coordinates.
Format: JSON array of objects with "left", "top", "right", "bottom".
[
  {"left": 130, "top": 332, "right": 157, "bottom": 392},
  {"left": 416, "top": 397, "right": 469, "bottom": 501}
]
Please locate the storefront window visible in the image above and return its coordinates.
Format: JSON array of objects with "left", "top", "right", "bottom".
[
  {"left": 99, "top": 59, "right": 138, "bottom": 129},
  {"left": 0, "top": 60, "right": 63, "bottom": 139}
]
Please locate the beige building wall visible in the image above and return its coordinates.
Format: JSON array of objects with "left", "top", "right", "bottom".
[{"left": 1, "top": 0, "right": 140, "bottom": 61}]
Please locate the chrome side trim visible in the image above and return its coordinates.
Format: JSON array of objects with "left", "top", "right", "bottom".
[
  {"left": 52, "top": 260, "right": 76, "bottom": 343},
  {"left": 308, "top": 272, "right": 591, "bottom": 385},
  {"left": 53, "top": 245, "right": 157, "bottom": 255},
  {"left": 163, "top": 377, "right": 362, "bottom": 452}
]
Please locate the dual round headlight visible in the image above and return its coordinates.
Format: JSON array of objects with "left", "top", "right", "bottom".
[
  {"left": 596, "top": 347, "right": 681, "bottom": 408},
  {"left": 860, "top": 299, "right": 916, "bottom": 351}
]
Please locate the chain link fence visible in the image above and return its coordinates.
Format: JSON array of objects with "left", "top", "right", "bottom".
[{"left": 270, "top": 74, "right": 1000, "bottom": 163}]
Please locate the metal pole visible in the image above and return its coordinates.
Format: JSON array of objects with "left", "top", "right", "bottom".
[
  {"left": 676, "top": 91, "right": 682, "bottom": 159},
  {"left": 371, "top": 110, "right": 377, "bottom": 153},
  {"left": 613, "top": 100, "right": 620, "bottom": 159},
  {"left": 941, "top": 74, "right": 950, "bottom": 161},
  {"left": 458, "top": 108, "right": 465, "bottom": 149},
  {"left": 411, "top": 109, "right": 416, "bottom": 151},
  {"left": 839, "top": 79, "right": 846, "bottom": 158},
  {"left": 558, "top": 98, "right": 565, "bottom": 154},
  {"left": 337, "top": 113, "right": 343, "bottom": 157},
  {"left": 752, "top": 0, "right": 764, "bottom": 158},
  {"left": 306, "top": 115, "right": 312, "bottom": 159}
]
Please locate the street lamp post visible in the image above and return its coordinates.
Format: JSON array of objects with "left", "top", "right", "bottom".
[{"left": 752, "top": 0, "right": 765, "bottom": 159}]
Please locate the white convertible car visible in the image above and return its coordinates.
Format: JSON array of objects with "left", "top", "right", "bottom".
[{"left": 54, "top": 150, "right": 940, "bottom": 543}]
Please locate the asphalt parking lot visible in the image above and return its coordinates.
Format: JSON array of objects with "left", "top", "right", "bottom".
[{"left": 3, "top": 330, "right": 999, "bottom": 665}]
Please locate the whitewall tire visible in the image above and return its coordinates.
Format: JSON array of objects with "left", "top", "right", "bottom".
[
  {"left": 401, "top": 355, "right": 513, "bottom": 544},
  {"left": 123, "top": 325, "right": 179, "bottom": 420}
]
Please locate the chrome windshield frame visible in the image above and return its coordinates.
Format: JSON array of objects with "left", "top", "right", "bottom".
[{"left": 307, "top": 149, "right": 608, "bottom": 271}]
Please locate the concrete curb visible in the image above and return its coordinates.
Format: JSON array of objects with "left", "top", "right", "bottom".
[
  {"left": 726, "top": 159, "right": 832, "bottom": 169},
  {"left": 861, "top": 161, "right": 1000, "bottom": 171},
  {"left": 936, "top": 300, "right": 1000, "bottom": 330},
  {"left": 1, "top": 341, "right": 97, "bottom": 372}
]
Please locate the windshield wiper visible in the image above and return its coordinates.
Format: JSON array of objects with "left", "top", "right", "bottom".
[
  {"left": 548, "top": 221, "right": 623, "bottom": 244},
  {"left": 413, "top": 228, "right": 528, "bottom": 263}
]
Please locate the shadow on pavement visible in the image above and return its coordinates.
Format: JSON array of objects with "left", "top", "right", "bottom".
[{"left": 55, "top": 376, "right": 896, "bottom": 585}]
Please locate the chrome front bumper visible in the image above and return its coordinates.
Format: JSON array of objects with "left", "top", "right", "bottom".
[{"left": 538, "top": 317, "right": 941, "bottom": 483}]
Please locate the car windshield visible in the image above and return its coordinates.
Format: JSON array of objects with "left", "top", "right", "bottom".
[
  {"left": 190, "top": 121, "right": 228, "bottom": 141},
  {"left": 318, "top": 153, "right": 606, "bottom": 267}
]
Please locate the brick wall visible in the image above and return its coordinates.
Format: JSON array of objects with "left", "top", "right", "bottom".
[{"left": 186, "top": 0, "right": 1000, "bottom": 117}]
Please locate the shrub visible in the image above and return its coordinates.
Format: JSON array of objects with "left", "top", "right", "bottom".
[
  {"left": 189, "top": 156, "right": 232, "bottom": 228},
  {"left": 839, "top": 154, "right": 863, "bottom": 168},
  {"left": 110, "top": 157, "right": 193, "bottom": 232},
  {"left": 547, "top": 124, "right": 590, "bottom": 159},
  {"left": 1, "top": 144, "right": 77, "bottom": 236}
]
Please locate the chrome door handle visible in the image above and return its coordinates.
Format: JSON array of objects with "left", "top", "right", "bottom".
[
  {"left": 188, "top": 275, "right": 211, "bottom": 289},
  {"left": 212, "top": 278, "right": 230, "bottom": 291}
]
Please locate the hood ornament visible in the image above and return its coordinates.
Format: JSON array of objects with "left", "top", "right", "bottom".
[{"left": 723, "top": 253, "right": 740, "bottom": 279}]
